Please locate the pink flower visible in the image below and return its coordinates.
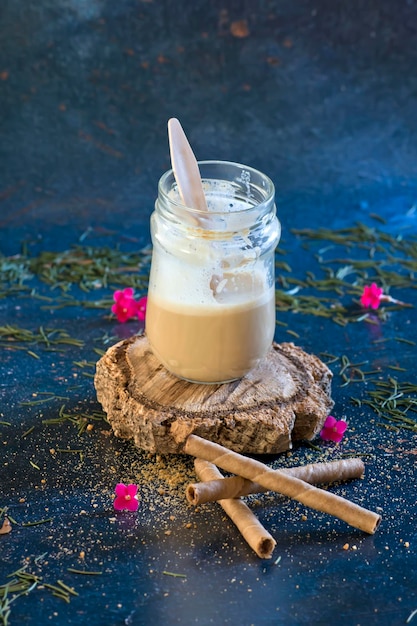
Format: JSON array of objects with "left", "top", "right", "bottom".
[
  {"left": 111, "top": 289, "right": 147, "bottom": 323},
  {"left": 360, "top": 283, "right": 383, "bottom": 309},
  {"left": 320, "top": 415, "right": 347, "bottom": 443},
  {"left": 113, "top": 483, "right": 139, "bottom": 511},
  {"left": 136, "top": 296, "right": 148, "bottom": 322}
]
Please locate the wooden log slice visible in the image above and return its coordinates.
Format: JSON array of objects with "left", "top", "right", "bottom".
[{"left": 94, "top": 335, "right": 334, "bottom": 455}]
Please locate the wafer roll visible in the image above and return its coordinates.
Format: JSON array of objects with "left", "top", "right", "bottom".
[
  {"left": 186, "top": 458, "right": 365, "bottom": 505},
  {"left": 194, "top": 459, "right": 276, "bottom": 559},
  {"left": 184, "top": 435, "right": 381, "bottom": 534}
]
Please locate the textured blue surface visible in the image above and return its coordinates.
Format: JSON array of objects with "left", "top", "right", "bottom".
[{"left": 1, "top": 1, "right": 416, "bottom": 625}]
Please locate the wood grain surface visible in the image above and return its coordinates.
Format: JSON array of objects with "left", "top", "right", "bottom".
[{"left": 95, "top": 335, "right": 334, "bottom": 454}]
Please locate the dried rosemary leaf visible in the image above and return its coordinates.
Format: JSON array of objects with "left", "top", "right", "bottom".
[
  {"left": 67, "top": 569, "right": 102, "bottom": 575},
  {"left": 0, "top": 325, "right": 84, "bottom": 350},
  {"left": 162, "top": 571, "right": 187, "bottom": 578},
  {"left": 21, "top": 518, "right": 53, "bottom": 527},
  {"left": 352, "top": 377, "right": 417, "bottom": 431},
  {"left": 1, "top": 244, "right": 151, "bottom": 296},
  {"left": 42, "top": 406, "right": 107, "bottom": 435}
]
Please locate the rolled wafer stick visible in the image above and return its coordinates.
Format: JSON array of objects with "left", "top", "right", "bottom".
[
  {"left": 186, "top": 457, "right": 365, "bottom": 505},
  {"left": 184, "top": 435, "right": 381, "bottom": 534},
  {"left": 285, "top": 458, "right": 365, "bottom": 484},
  {"left": 194, "top": 459, "right": 276, "bottom": 559},
  {"left": 187, "top": 474, "right": 261, "bottom": 505}
]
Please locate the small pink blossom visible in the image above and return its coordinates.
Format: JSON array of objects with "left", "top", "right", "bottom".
[
  {"left": 360, "top": 283, "right": 383, "bottom": 309},
  {"left": 112, "top": 288, "right": 137, "bottom": 322},
  {"left": 320, "top": 415, "right": 347, "bottom": 443},
  {"left": 136, "top": 296, "right": 148, "bottom": 321},
  {"left": 359, "top": 283, "right": 408, "bottom": 310},
  {"left": 113, "top": 483, "right": 139, "bottom": 511},
  {"left": 111, "top": 289, "right": 147, "bottom": 323}
]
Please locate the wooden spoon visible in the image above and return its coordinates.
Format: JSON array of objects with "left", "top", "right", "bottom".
[{"left": 168, "top": 118, "right": 208, "bottom": 212}]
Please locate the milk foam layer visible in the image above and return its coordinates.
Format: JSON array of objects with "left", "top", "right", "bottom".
[{"left": 148, "top": 246, "right": 268, "bottom": 307}]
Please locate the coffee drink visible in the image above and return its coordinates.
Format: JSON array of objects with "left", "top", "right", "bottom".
[
  {"left": 146, "top": 161, "right": 280, "bottom": 383},
  {"left": 146, "top": 276, "right": 275, "bottom": 382}
]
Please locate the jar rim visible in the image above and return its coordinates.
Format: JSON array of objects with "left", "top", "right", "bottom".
[{"left": 158, "top": 160, "right": 275, "bottom": 216}]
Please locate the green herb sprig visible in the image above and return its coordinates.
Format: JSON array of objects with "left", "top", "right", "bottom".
[
  {"left": 0, "top": 325, "right": 84, "bottom": 351},
  {"left": 0, "top": 563, "right": 78, "bottom": 625},
  {"left": 42, "top": 405, "right": 107, "bottom": 435},
  {"left": 352, "top": 377, "right": 417, "bottom": 432},
  {"left": 1, "top": 244, "right": 151, "bottom": 299}
]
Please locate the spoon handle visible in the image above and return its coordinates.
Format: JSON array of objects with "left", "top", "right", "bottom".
[{"left": 168, "top": 118, "right": 208, "bottom": 212}]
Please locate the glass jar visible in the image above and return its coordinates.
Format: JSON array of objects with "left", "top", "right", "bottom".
[{"left": 145, "top": 160, "right": 281, "bottom": 383}]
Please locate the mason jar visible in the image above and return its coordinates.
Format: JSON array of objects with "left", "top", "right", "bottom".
[{"left": 145, "top": 160, "right": 281, "bottom": 384}]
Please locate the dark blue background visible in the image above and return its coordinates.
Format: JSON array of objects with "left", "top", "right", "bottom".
[{"left": 1, "top": 1, "right": 416, "bottom": 625}]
